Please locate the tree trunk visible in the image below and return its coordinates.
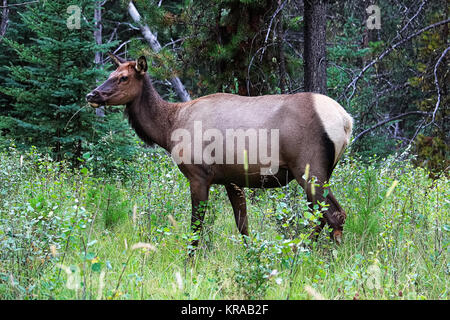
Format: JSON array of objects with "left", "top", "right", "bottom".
[
  {"left": 362, "top": 0, "right": 377, "bottom": 65},
  {"left": 276, "top": 12, "right": 287, "bottom": 93},
  {"left": 94, "top": 0, "right": 105, "bottom": 117},
  {"left": 304, "top": 0, "right": 327, "bottom": 94},
  {"left": 128, "top": 1, "right": 191, "bottom": 102},
  {"left": 94, "top": 1, "right": 102, "bottom": 65},
  {"left": 0, "top": 0, "right": 9, "bottom": 40}
]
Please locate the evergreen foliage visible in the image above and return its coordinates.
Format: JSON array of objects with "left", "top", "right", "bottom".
[
  {"left": 0, "top": 0, "right": 448, "bottom": 173},
  {"left": 1, "top": 1, "right": 98, "bottom": 160},
  {"left": 0, "top": 0, "right": 140, "bottom": 172}
]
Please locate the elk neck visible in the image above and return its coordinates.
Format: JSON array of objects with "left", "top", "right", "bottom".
[{"left": 125, "top": 75, "right": 177, "bottom": 151}]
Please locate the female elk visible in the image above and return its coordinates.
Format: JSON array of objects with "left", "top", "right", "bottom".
[{"left": 86, "top": 53, "right": 353, "bottom": 247}]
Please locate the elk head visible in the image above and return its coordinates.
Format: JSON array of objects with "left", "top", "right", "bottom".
[{"left": 86, "top": 52, "right": 148, "bottom": 107}]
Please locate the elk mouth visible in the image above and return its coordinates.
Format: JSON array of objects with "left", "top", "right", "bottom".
[
  {"left": 88, "top": 102, "right": 100, "bottom": 108},
  {"left": 86, "top": 91, "right": 106, "bottom": 108}
]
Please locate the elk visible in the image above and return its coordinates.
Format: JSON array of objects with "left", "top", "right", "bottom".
[{"left": 86, "top": 53, "right": 353, "bottom": 247}]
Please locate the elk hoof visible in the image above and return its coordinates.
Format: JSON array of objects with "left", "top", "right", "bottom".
[{"left": 332, "top": 230, "right": 343, "bottom": 244}]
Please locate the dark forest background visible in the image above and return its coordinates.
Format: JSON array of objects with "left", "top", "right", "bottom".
[{"left": 0, "top": 0, "right": 448, "bottom": 177}]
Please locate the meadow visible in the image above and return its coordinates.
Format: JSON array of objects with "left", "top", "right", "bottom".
[{"left": 0, "top": 145, "right": 448, "bottom": 300}]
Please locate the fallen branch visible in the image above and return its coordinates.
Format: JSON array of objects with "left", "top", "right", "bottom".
[
  {"left": 128, "top": 1, "right": 191, "bottom": 102},
  {"left": 351, "top": 111, "right": 429, "bottom": 145}
]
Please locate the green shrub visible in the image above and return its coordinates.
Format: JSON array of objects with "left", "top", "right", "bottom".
[{"left": 86, "top": 184, "right": 130, "bottom": 229}]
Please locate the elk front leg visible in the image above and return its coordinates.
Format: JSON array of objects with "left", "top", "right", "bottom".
[
  {"left": 291, "top": 163, "right": 345, "bottom": 244},
  {"left": 324, "top": 189, "right": 346, "bottom": 243},
  {"left": 306, "top": 186, "right": 346, "bottom": 244},
  {"left": 189, "top": 179, "right": 210, "bottom": 251}
]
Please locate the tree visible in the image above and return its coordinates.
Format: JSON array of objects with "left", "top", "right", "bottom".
[
  {"left": 0, "top": 1, "right": 107, "bottom": 161},
  {"left": 303, "top": 0, "right": 327, "bottom": 94},
  {"left": 0, "top": 0, "right": 447, "bottom": 173},
  {"left": 0, "top": 0, "right": 9, "bottom": 40},
  {"left": 94, "top": 0, "right": 106, "bottom": 118},
  {"left": 181, "top": 0, "right": 281, "bottom": 96},
  {"left": 128, "top": 0, "right": 190, "bottom": 102},
  {"left": 410, "top": 1, "right": 449, "bottom": 178}
]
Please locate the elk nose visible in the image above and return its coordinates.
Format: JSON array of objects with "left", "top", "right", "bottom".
[{"left": 86, "top": 90, "right": 99, "bottom": 101}]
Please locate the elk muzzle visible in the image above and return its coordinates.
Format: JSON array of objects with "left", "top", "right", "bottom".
[{"left": 86, "top": 90, "right": 103, "bottom": 108}]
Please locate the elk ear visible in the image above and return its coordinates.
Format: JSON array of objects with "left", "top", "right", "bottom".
[
  {"left": 107, "top": 52, "right": 125, "bottom": 67},
  {"left": 135, "top": 56, "right": 148, "bottom": 75}
]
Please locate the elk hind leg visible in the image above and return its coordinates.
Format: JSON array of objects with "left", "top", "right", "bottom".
[{"left": 225, "top": 184, "right": 249, "bottom": 237}]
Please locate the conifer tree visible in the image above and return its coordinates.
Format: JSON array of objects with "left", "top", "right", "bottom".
[{"left": 0, "top": 1, "right": 108, "bottom": 161}]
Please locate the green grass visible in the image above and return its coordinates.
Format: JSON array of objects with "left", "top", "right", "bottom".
[{"left": 0, "top": 146, "right": 448, "bottom": 300}]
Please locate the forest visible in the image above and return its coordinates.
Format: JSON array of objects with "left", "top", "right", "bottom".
[{"left": 0, "top": 0, "right": 448, "bottom": 300}]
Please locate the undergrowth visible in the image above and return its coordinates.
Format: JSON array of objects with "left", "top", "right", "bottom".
[{"left": 0, "top": 145, "right": 448, "bottom": 300}]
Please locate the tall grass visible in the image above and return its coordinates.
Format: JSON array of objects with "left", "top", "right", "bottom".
[{"left": 0, "top": 146, "right": 448, "bottom": 299}]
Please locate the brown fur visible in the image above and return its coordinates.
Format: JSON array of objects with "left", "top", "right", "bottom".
[{"left": 87, "top": 54, "right": 352, "bottom": 249}]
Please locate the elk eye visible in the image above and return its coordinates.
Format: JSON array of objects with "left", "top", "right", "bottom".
[{"left": 119, "top": 76, "right": 128, "bottom": 83}]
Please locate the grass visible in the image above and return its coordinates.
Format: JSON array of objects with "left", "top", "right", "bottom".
[{"left": 0, "top": 146, "right": 448, "bottom": 300}]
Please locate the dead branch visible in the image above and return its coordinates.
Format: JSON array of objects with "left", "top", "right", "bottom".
[
  {"left": 430, "top": 45, "right": 450, "bottom": 124},
  {"left": 0, "top": 0, "right": 38, "bottom": 8},
  {"left": 351, "top": 111, "right": 430, "bottom": 145},
  {"left": 392, "top": 0, "right": 428, "bottom": 43},
  {"left": 261, "top": 0, "right": 287, "bottom": 59},
  {"left": 128, "top": 1, "right": 191, "bottom": 102},
  {"left": 342, "top": 17, "right": 450, "bottom": 102}
]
